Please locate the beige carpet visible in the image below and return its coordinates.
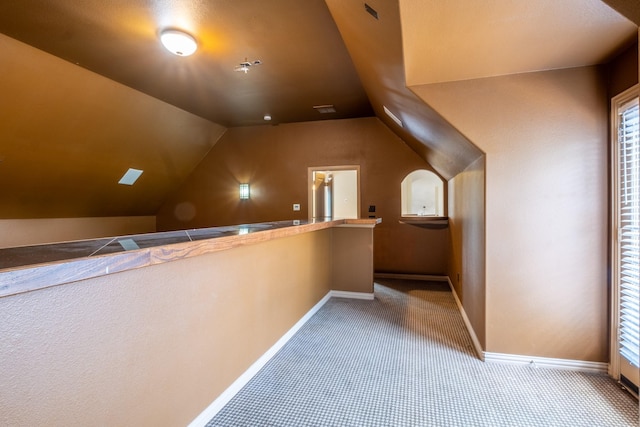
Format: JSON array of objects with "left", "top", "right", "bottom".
[{"left": 208, "top": 279, "right": 638, "bottom": 426}]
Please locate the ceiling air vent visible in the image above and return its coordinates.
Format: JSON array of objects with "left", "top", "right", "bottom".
[
  {"left": 383, "top": 105, "right": 403, "bottom": 128},
  {"left": 364, "top": 3, "right": 379, "bottom": 20},
  {"left": 313, "top": 104, "right": 337, "bottom": 114}
]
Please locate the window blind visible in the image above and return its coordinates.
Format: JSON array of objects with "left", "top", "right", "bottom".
[{"left": 618, "top": 96, "right": 639, "bottom": 368}]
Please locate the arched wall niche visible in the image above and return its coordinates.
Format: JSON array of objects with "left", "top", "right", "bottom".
[{"left": 401, "top": 169, "right": 444, "bottom": 216}]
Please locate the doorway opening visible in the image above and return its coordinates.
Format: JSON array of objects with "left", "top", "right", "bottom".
[{"left": 308, "top": 166, "right": 360, "bottom": 220}]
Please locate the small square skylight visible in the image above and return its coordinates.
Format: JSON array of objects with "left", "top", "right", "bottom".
[{"left": 118, "top": 168, "right": 143, "bottom": 185}]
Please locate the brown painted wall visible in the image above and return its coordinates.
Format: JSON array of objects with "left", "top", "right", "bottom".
[
  {"left": 601, "top": 0, "right": 640, "bottom": 25},
  {"left": 0, "top": 33, "right": 225, "bottom": 219},
  {"left": 448, "top": 156, "right": 486, "bottom": 348},
  {"left": 607, "top": 40, "right": 639, "bottom": 98},
  {"left": 0, "top": 217, "right": 156, "bottom": 248},
  {"left": 157, "top": 117, "right": 449, "bottom": 275},
  {"left": 414, "top": 66, "right": 609, "bottom": 361},
  {"left": 0, "top": 229, "right": 333, "bottom": 426}
]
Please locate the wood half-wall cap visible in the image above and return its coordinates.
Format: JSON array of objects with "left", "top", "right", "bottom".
[
  {"left": 335, "top": 218, "right": 382, "bottom": 228},
  {"left": 0, "top": 218, "right": 381, "bottom": 298},
  {"left": 343, "top": 217, "right": 382, "bottom": 225}
]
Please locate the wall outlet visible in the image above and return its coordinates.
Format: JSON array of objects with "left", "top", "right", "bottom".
[{"left": 293, "top": 203, "right": 300, "bottom": 211}]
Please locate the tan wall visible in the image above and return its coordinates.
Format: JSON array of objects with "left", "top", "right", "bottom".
[
  {"left": 0, "top": 216, "right": 156, "bottom": 248},
  {"left": 332, "top": 226, "right": 374, "bottom": 293},
  {"left": 157, "top": 117, "right": 449, "bottom": 275},
  {"left": 0, "top": 229, "right": 333, "bottom": 426},
  {"left": 448, "top": 156, "right": 486, "bottom": 348},
  {"left": 414, "top": 66, "right": 609, "bottom": 361}
]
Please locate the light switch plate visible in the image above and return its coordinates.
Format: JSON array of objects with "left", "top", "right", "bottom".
[{"left": 293, "top": 203, "right": 300, "bottom": 211}]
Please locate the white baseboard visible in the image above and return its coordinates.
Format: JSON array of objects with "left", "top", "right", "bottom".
[
  {"left": 446, "top": 277, "right": 485, "bottom": 361},
  {"left": 187, "top": 291, "right": 332, "bottom": 427},
  {"left": 330, "top": 290, "right": 375, "bottom": 300},
  {"left": 379, "top": 275, "right": 606, "bottom": 375},
  {"left": 375, "top": 273, "right": 483, "bottom": 360},
  {"left": 374, "top": 273, "right": 449, "bottom": 282},
  {"left": 188, "top": 289, "right": 374, "bottom": 426},
  {"left": 484, "top": 352, "right": 608, "bottom": 374}
]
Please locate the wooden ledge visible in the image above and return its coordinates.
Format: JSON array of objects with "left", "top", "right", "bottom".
[
  {"left": 399, "top": 216, "right": 448, "bottom": 229},
  {"left": 0, "top": 218, "right": 381, "bottom": 298},
  {"left": 336, "top": 218, "right": 382, "bottom": 228}
]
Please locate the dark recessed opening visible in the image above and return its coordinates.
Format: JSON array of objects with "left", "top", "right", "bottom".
[{"left": 364, "top": 3, "right": 378, "bottom": 20}]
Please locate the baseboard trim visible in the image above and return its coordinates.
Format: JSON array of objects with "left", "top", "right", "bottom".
[
  {"left": 375, "top": 273, "right": 484, "bottom": 360},
  {"left": 375, "top": 274, "right": 607, "bottom": 375},
  {"left": 374, "top": 273, "right": 449, "bottom": 282},
  {"left": 484, "top": 352, "right": 608, "bottom": 374},
  {"left": 330, "top": 290, "right": 375, "bottom": 300},
  {"left": 187, "top": 291, "right": 332, "bottom": 426},
  {"left": 446, "top": 277, "right": 484, "bottom": 361},
  {"left": 188, "top": 289, "right": 374, "bottom": 426}
]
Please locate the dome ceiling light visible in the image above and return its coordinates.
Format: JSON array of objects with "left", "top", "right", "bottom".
[{"left": 160, "top": 29, "right": 197, "bottom": 56}]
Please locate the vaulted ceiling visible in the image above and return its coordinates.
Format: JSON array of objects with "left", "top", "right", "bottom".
[
  {"left": 0, "top": 0, "right": 373, "bottom": 127},
  {"left": 0, "top": 0, "right": 637, "bottom": 219}
]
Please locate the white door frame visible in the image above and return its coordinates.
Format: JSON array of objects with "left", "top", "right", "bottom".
[{"left": 308, "top": 165, "right": 360, "bottom": 220}]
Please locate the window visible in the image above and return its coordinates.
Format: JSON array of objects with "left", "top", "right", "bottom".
[
  {"left": 401, "top": 169, "right": 444, "bottom": 216},
  {"left": 611, "top": 85, "right": 639, "bottom": 392}
]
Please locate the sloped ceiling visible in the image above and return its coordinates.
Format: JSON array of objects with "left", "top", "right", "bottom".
[
  {"left": 0, "top": 33, "right": 226, "bottom": 218},
  {"left": 400, "top": 0, "right": 637, "bottom": 87},
  {"left": 0, "top": 0, "right": 372, "bottom": 127},
  {"left": 324, "top": 0, "right": 637, "bottom": 180},
  {"left": 0, "top": 0, "right": 637, "bottom": 219},
  {"left": 325, "top": 0, "right": 483, "bottom": 180},
  {"left": 0, "top": 0, "right": 372, "bottom": 219}
]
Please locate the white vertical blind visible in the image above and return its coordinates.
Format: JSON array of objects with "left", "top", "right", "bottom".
[{"left": 617, "top": 96, "right": 639, "bottom": 368}]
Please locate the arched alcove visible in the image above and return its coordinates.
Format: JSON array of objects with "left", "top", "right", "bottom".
[{"left": 401, "top": 169, "right": 444, "bottom": 216}]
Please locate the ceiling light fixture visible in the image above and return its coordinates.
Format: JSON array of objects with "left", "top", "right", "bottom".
[{"left": 160, "top": 30, "right": 197, "bottom": 56}]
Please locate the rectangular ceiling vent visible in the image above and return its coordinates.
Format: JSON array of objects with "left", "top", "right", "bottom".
[
  {"left": 383, "top": 105, "right": 403, "bottom": 128},
  {"left": 313, "top": 104, "right": 337, "bottom": 114},
  {"left": 364, "top": 3, "right": 379, "bottom": 20}
]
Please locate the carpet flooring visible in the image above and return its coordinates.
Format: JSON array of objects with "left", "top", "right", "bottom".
[{"left": 206, "top": 279, "right": 639, "bottom": 426}]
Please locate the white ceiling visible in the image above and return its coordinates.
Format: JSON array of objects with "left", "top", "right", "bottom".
[{"left": 400, "top": 0, "right": 638, "bottom": 86}]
